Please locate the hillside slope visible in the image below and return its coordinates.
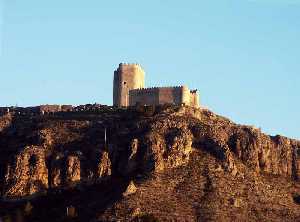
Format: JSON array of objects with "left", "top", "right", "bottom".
[{"left": 0, "top": 105, "right": 300, "bottom": 221}]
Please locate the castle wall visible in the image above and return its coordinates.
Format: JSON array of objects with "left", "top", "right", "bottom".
[
  {"left": 129, "top": 88, "right": 159, "bottom": 106},
  {"left": 129, "top": 86, "right": 191, "bottom": 107},
  {"left": 113, "top": 63, "right": 145, "bottom": 107},
  {"left": 158, "top": 87, "right": 183, "bottom": 105}
]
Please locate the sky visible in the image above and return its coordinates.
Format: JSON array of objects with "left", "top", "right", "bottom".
[{"left": 0, "top": 0, "right": 299, "bottom": 139}]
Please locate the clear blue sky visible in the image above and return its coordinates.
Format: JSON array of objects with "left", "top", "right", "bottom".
[{"left": 0, "top": 0, "right": 299, "bottom": 139}]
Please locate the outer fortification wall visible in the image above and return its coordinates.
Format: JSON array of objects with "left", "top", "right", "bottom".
[{"left": 113, "top": 63, "right": 145, "bottom": 107}]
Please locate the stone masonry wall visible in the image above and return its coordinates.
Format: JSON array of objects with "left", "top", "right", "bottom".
[
  {"left": 190, "top": 90, "right": 200, "bottom": 108},
  {"left": 158, "top": 87, "right": 183, "bottom": 105},
  {"left": 129, "top": 86, "right": 199, "bottom": 107},
  {"left": 129, "top": 88, "right": 160, "bottom": 106}
]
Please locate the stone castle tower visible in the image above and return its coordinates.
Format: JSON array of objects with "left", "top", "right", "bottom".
[
  {"left": 113, "top": 63, "right": 200, "bottom": 108},
  {"left": 113, "top": 63, "right": 145, "bottom": 107}
]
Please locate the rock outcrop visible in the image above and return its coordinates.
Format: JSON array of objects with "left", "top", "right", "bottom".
[
  {"left": 142, "top": 121, "right": 194, "bottom": 172},
  {"left": 4, "top": 146, "right": 48, "bottom": 198},
  {"left": 97, "top": 151, "right": 112, "bottom": 180}
]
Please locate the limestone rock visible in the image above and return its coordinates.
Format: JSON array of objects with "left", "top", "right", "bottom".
[
  {"left": 97, "top": 151, "right": 112, "bottom": 179},
  {"left": 4, "top": 146, "right": 48, "bottom": 198},
  {"left": 131, "top": 207, "right": 142, "bottom": 218},
  {"left": 143, "top": 126, "right": 194, "bottom": 172},
  {"left": 123, "top": 181, "right": 137, "bottom": 197},
  {"left": 50, "top": 153, "right": 64, "bottom": 188},
  {"left": 222, "top": 145, "right": 238, "bottom": 176},
  {"left": 124, "top": 138, "right": 139, "bottom": 174},
  {"left": 229, "top": 198, "right": 243, "bottom": 208},
  {"left": 0, "top": 113, "right": 12, "bottom": 132},
  {"left": 66, "top": 155, "right": 81, "bottom": 185}
]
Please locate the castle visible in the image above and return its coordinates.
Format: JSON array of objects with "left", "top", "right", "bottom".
[{"left": 113, "top": 63, "right": 200, "bottom": 108}]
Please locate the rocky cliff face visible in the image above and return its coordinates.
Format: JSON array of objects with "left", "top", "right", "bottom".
[
  {"left": 196, "top": 109, "right": 300, "bottom": 178},
  {"left": 0, "top": 106, "right": 199, "bottom": 199},
  {"left": 4, "top": 145, "right": 48, "bottom": 197},
  {"left": 0, "top": 106, "right": 299, "bottom": 221}
]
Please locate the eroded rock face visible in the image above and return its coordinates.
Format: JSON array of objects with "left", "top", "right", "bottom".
[
  {"left": 197, "top": 110, "right": 300, "bottom": 179},
  {"left": 97, "top": 151, "right": 112, "bottom": 180},
  {"left": 0, "top": 106, "right": 299, "bottom": 200},
  {"left": 227, "top": 129, "right": 299, "bottom": 178},
  {"left": 50, "top": 153, "right": 64, "bottom": 188},
  {"left": 0, "top": 113, "right": 12, "bottom": 133},
  {"left": 123, "top": 181, "right": 137, "bottom": 197},
  {"left": 143, "top": 127, "right": 193, "bottom": 172},
  {"left": 127, "top": 139, "right": 139, "bottom": 172},
  {"left": 4, "top": 146, "right": 48, "bottom": 198},
  {"left": 66, "top": 155, "right": 81, "bottom": 185}
]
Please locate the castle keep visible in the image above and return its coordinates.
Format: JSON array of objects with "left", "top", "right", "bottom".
[{"left": 113, "top": 63, "right": 200, "bottom": 108}]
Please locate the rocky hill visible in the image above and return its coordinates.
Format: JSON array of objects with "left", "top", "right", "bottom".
[{"left": 0, "top": 105, "right": 300, "bottom": 222}]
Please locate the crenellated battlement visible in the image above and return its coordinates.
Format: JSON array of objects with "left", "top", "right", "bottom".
[
  {"left": 129, "top": 86, "right": 190, "bottom": 97},
  {"left": 116, "top": 63, "right": 144, "bottom": 72},
  {"left": 130, "top": 86, "right": 184, "bottom": 92},
  {"left": 130, "top": 88, "right": 158, "bottom": 94},
  {"left": 119, "top": 62, "right": 141, "bottom": 66}
]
